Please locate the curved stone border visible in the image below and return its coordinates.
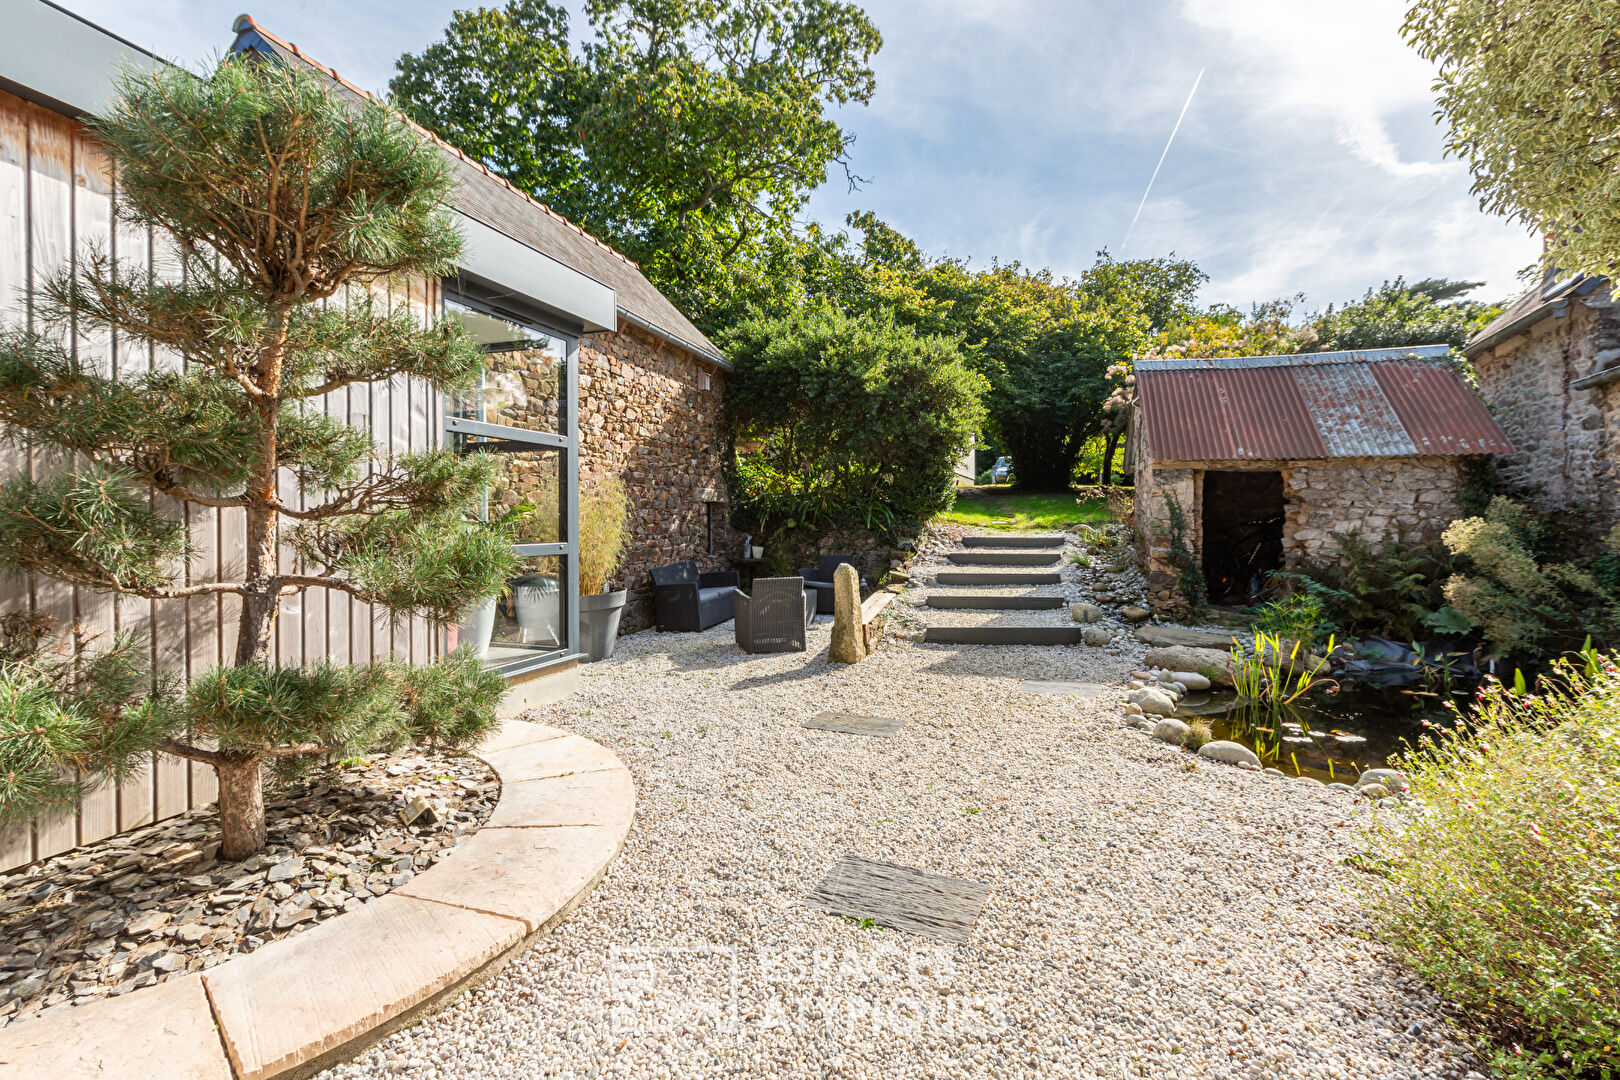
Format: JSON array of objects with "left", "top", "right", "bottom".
[{"left": 0, "top": 720, "right": 633, "bottom": 1080}]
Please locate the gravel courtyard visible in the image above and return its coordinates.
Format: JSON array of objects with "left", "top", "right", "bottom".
[{"left": 322, "top": 559, "right": 1481, "bottom": 1079}]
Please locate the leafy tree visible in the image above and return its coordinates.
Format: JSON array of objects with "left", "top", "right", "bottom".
[
  {"left": 1404, "top": 0, "right": 1620, "bottom": 279},
  {"left": 392, "top": 0, "right": 882, "bottom": 327},
  {"left": 1149, "top": 296, "right": 1315, "bottom": 360},
  {"left": 1311, "top": 277, "right": 1501, "bottom": 351},
  {"left": 719, "top": 305, "right": 985, "bottom": 539},
  {"left": 0, "top": 59, "right": 515, "bottom": 859}
]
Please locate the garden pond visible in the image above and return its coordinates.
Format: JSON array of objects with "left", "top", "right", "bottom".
[{"left": 1174, "top": 682, "right": 1461, "bottom": 784}]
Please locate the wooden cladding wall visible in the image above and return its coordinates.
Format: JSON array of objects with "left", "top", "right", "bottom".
[{"left": 0, "top": 90, "right": 443, "bottom": 872}]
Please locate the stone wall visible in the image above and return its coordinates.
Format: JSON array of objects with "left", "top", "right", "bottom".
[
  {"left": 1136, "top": 456, "right": 1467, "bottom": 614},
  {"left": 1471, "top": 284, "right": 1620, "bottom": 529},
  {"left": 577, "top": 322, "right": 737, "bottom": 632}
]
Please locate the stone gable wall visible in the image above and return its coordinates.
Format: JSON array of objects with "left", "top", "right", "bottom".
[
  {"left": 1471, "top": 285, "right": 1620, "bottom": 529},
  {"left": 577, "top": 323, "right": 737, "bottom": 632},
  {"left": 1137, "top": 455, "right": 1466, "bottom": 614}
]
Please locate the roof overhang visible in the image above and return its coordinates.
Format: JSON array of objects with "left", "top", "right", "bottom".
[
  {"left": 455, "top": 213, "right": 616, "bottom": 334},
  {"left": 0, "top": 0, "right": 164, "bottom": 117}
]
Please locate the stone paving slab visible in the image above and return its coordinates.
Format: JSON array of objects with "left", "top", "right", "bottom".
[
  {"left": 478, "top": 720, "right": 569, "bottom": 754},
  {"left": 482, "top": 732, "right": 624, "bottom": 783},
  {"left": 398, "top": 824, "right": 622, "bottom": 933},
  {"left": 802, "top": 711, "right": 906, "bottom": 737},
  {"left": 206, "top": 894, "right": 526, "bottom": 1080},
  {"left": 488, "top": 768, "right": 636, "bottom": 830},
  {"left": 0, "top": 973, "right": 230, "bottom": 1080},
  {"left": 804, "top": 855, "right": 991, "bottom": 943}
]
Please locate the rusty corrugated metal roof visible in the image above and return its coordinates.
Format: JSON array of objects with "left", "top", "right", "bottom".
[{"left": 1136, "top": 346, "right": 1512, "bottom": 462}]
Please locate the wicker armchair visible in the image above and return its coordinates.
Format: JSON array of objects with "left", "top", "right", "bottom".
[
  {"left": 732, "top": 577, "right": 816, "bottom": 653},
  {"left": 650, "top": 561, "right": 740, "bottom": 632},
  {"left": 795, "top": 553, "right": 860, "bottom": 615}
]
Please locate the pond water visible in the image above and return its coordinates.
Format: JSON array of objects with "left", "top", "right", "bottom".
[{"left": 1174, "top": 683, "right": 1458, "bottom": 783}]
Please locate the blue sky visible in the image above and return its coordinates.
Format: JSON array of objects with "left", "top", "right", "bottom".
[{"left": 68, "top": 0, "right": 1542, "bottom": 311}]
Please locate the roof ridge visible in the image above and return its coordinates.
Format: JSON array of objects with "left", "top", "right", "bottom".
[{"left": 233, "top": 14, "right": 640, "bottom": 271}]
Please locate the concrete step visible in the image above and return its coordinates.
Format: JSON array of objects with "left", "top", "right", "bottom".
[
  {"left": 935, "top": 570, "right": 1062, "bottom": 586},
  {"left": 925, "top": 594, "right": 1066, "bottom": 610},
  {"left": 946, "top": 551, "right": 1061, "bottom": 566},
  {"left": 959, "top": 535, "right": 1065, "bottom": 548},
  {"left": 922, "top": 626, "right": 1086, "bottom": 645}
]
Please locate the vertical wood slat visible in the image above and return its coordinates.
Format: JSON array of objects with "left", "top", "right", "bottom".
[
  {"left": 112, "top": 181, "right": 155, "bottom": 835},
  {"left": 72, "top": 121, "right": 119, "bottom": 846},
  {"left": 148, "top": 227, "right": 191, "bottom": 822},
  {"left": 0, "top": 92, "right": 33, "bottom": 868},
  {"left": 28, "top": 102, "right": 80, "bottom": 861}
]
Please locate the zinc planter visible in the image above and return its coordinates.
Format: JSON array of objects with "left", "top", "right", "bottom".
[
  {"left": 455, "top": 597, "right": 497, "bottom": 659},
  {"left": 513, "top": 574, "right": 561, "bottom": 645},
  {"left": 578, "top": 589, "right": 628, "bottom": 662}
]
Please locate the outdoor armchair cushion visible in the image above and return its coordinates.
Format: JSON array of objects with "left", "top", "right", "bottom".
[
  {"left": 733, "top": 577, "right": 816, "bottom": 654},
  {"left": 651, "top": 561, "right": 739, "bottom": 632},
  {"left": 796, "top": 554, "right": 859, "bottom": 615}
]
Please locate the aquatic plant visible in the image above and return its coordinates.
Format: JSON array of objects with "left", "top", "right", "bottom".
[{"left": 1230, "top": 632, "right": 1336, "bottom": 709}]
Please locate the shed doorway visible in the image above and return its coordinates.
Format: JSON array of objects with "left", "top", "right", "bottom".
[{"left": 1202, "top": 471, "right": 1284, "bottom": 603}]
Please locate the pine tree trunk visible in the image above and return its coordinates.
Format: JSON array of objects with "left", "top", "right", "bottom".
[{"left": 216, "top": 755, "right": 267, "bottom": 860}]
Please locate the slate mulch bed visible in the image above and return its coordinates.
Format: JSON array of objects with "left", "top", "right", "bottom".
[{"left": 0, "top": 748, "right": 498, "bottom": 1028}]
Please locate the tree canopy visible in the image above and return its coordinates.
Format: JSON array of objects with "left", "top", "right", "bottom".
[
  {"left": 1310, "top": 277, "right": 1501, "bottom": 351},
  {"left": 392, "top": 0, "right": 882, "bottom": 326},
  {"left": 1404, "top": 0, "right": 1620, "bottom": 277}
]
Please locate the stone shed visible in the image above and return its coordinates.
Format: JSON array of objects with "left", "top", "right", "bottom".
[
  {"left": 1465, "top": 272, "right": 1620, "bottom": 529},
  {"left": 1129, "top": 347, "right": 1512, "bottom": 613}
]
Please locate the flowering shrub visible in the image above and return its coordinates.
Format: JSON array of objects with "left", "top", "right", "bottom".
[{"left": 1362, "top": 661, "right": 1620, "bottom": 1078}]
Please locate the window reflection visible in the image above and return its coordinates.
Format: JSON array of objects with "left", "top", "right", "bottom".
[{"left": 446, "top": 299, "right": 565, "bottom": 436}]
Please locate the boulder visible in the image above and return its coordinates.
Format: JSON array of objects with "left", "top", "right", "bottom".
[
  {"left": 1142, "top": 646, "right": 1234, "bottom": 687},
  {"left": 1263, "top": 767, "right": 1286, "bottom": 778},
  {"left": 1082, "top": 626, "right": 1114, "bottom": 646},
  {"left": 1151, "top": 718, "right": 1191, "bottom": 744},
  {"left": 1357, "top": 783, "right": 1390, "bottom": 799},
  {"left": 1169, "top": 670, "right": 1211, "bottom": 691},
  {"left": 1122, "top": 702, "right": 1143, "bottom": 716},
  {"left": 1356, "top": 768, "right": 1410, "bottom": 793},
  {"left": 1126, "top": 686, "right": 1178, "bottom": 717},
  {"left": 1070, "top": 603, "right": 1106, "bottom": 624},
  {"left": 1118, "top": 606, "right": 1151, "bottom": 623},
  {"left": 1135, "top": 625, "right": 1238, "bottom": 649},
  {"left": 1196, "top": 740, "right": 1262, "bottom": 768}
]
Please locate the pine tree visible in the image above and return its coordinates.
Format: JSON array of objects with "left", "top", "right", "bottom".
[{"left": 0, "top": 58, "right": 515, "bottom": 859}]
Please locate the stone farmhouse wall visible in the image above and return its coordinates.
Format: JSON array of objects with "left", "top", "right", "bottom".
[
  {"left": 1471, "top": 284, "right": 1620, "bottom": 530},
  {"left": 1136, "top": 455, "right": 1466, "bottom": 614},
  {"left": 577, "top": 322, "right": 738, "bottom": 632}
]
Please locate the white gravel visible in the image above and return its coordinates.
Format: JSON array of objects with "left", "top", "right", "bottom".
[{"left": 319, "top": 532, "right": 1480, "bottom": 1080}]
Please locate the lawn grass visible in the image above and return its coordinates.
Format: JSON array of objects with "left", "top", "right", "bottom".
[{"left": 939, "top": 485, "right": 1113, "bottom": 531}]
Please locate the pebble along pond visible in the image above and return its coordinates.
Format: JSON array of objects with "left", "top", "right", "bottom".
[{"left": 1178, "top": 684, "right": 1449, "bottom": 784}]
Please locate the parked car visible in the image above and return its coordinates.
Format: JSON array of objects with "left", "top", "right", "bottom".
[{"left": 990, "top": 456, "right": 1013, "bottom": 483}]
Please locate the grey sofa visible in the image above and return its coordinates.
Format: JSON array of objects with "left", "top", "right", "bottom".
[
  {"left": 733, "top": 577, "right": 816, "bottom": 653},
  {"left": 650, "top": 561, "right": 740, "bottom": 632},
  {"left": 795, "top": 554, "right": 860, "bottom": 615}
]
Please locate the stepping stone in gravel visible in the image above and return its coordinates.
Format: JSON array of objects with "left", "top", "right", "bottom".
[
  {"left": 1016, "top": 680, "right": 1108, "bottom": 698},
  {"left": 804, "top": 856, "right": 990, "bottom": 943},
  {"left": 802, "top": 712, "right": 906, "bottom": 737}
]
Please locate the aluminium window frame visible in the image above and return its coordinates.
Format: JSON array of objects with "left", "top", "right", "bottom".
[{"left": 442, "top": 281, "right": 582, "bottom": 679}]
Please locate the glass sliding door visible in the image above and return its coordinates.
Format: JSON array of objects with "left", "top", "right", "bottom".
[{"left": 443, "top": 290, "right": 581, "bottom": 676}]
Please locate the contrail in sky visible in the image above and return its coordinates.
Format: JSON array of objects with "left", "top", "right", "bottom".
[{"left": 1121, "top": 66, "right": 1205, "bottom": 253}]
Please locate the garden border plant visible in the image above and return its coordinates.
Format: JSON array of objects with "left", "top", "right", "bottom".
[{"left": 1361, "top": 659, "right": 1620, "bottom": 1079}]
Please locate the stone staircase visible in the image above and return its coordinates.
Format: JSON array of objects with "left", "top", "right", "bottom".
[{"left": 920, "top": 534, "right": 1084, "bottom": 646}]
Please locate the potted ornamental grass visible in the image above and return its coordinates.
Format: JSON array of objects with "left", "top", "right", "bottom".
[{"left": 577, "top": 476, "right": 632, "bottom": 661}]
